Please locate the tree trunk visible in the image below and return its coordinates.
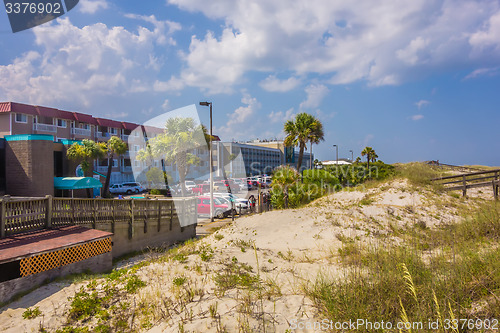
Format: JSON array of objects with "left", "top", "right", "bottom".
[
  {"left": 296, "top": 142, "right": 305, "bottom": 171},
  {"left": 366, "top": 155, "right": 370, "bottom": 177},
  {"left": 103, "top": 153, "right": 114, "bottom": 198}
]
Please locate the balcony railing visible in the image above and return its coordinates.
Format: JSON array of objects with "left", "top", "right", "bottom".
[
  {"left": 122, "top": 166, "right": 133, "bottom": 173},
  {"left": 33, "top": 123, "right": 57, "bottom": 133},
  {"left": 71, "top": 128, "right": 91, "bottom": 136},
  {"left": 96, "top": 132, "right": 110, "bottom": 139}
]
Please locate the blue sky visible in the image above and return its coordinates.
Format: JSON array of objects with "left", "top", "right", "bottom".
[{"left": 1, "top": 0, "right": 500, "bottom": 165}]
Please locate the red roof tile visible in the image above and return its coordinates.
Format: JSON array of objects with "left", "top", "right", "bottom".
[
  {"left": 73, "top": 112, "right": 98, "bottom": 125},
  {"left": 96, "top": 118, "right": 123, "bottom": 128},
  {"left": 122, "top": 121, "right": 138, "bottom": 131},
  {"left": 36, "top": 106, "right": 76, "bottom": 121},
  {"left": 0, "top": 102, "right": 11, "bottom": 113}
]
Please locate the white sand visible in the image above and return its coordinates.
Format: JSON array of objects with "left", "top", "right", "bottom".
[{"left": 0, "top": 179, "right": 487, "bottom": 332}]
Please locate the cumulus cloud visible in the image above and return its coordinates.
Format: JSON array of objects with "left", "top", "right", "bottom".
[
  {"left": 268, "top": 108, "right": 295, "bottom": 123},
  {"left": 411, "top": 114, "right": 424, "bottom": 121},
  {"left": 168, "top": 0, "right": 500, "bottom": 91},
  {"left": 300, "top": 84, "right": 329, "bottom": 109},
  {"left": 0, "top": 17, "right": 179, "bottom": 109},
  {"left": 79, "top": 0, "right": 108, "bottom": 14},
  {"left": 217, "top": 92, "right": 261, "bottom": 140},
  {"left": 259, "top": 75, "right": 301, "bottom": 92}
]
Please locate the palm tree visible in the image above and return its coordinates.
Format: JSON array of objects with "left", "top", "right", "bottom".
[
  {"left": 284, "top": 113, "right": 325, "bottom": 171},
  {"left": 361, "top": 147, "right": 377, "bottom": 171},
  {"left": 137, "top": 117, "right": 204, "bottom": 196},
  {"left": 102, "top": 136, "right": 128, "bottom": 197},
  {"left": 67, "top": 139, "right": 105, "bottom": 197}
]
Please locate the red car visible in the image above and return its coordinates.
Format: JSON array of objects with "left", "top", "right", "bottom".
[
  {"left": 192, "top": 184, "right": 211, "bottom": 195},
  {"left": 197, "top": 196, "right": 231, "bottom": 219}
]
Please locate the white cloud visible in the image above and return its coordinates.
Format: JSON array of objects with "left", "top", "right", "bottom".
[
  {"left": 415, "top": 100, "right": 430, "bottom": 109},
  {"left": 300, "top": 84, "right": 329, "bottom": 109},
  {"left": 268, "top": 108, "right": 295, "bottom": 123},
  {"left": 79, "top": 0, "right": 108, "bottom": 14},
  {"left": 259, "top": 75, "right": 300, "bottom": 92},
  {"left": 464, "top": 66, "right": 500, "bottom": 80},
  {"left": 397, "top": 37, "right": 429, "bottom": 65},
  {"left": 161, "top": 99, "right": 170, "bottom": 110},
  {"left": 0, "top": 17, "right": 179, "bottom": 108},
  {"left": 217, "top": 92, "right": 261, "bottom": 140},
  {"left": 411, "top": 114, "right": 424, "bottom": 121},
  {"left": 469, "top": 12, "right": 500, "bottom": 53},
  {"left": 167, "top": 0, "right": 500, "bottom": 91}
]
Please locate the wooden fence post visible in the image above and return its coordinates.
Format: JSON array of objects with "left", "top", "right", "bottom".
[
  {"left": 111, "top": 200, "right": 116, "bottom": 234},
  {"left": 462, "top": 175, "right": 467, "bottom": 197},
  {"left": 92, "top": 199, "right": 97, "bottom": 229},
  {"left": 129, "top": 199, "right": 135, "bottom": 239},
  {"left": 157, "top": 199, "right": 161, "bottom": 232},
  {"left": 0, "top": 196, "right": 7, "bottom": 238},
  {"left": 46, "top": 195, "right": 53, "bottom": 229},
  {"left": 169, "top": 201, "right": 173, "bottom": 230},
  {"left": 144, "top": 201, "right": 148, "bottom": 234}
]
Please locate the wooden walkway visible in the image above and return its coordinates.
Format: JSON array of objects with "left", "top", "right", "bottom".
[{"left": 431, "top": 169, "right": 500, "bottom": 198}]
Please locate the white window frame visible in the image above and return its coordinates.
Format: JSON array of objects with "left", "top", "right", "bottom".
[
  {"left": 134, "top": 145, "right": 140, "bottom": 152},
  {"left": 15, "top": 113, "right": 27, "bottom": 123},
  {"left": 109, "top": 128, "right": 117, "bottom": 135},
  {"left": 57, "top": 119, "right": 67, "bottom": 128},
  {"left": 134, "top": 160, "right": 141, "bottom": 167}
]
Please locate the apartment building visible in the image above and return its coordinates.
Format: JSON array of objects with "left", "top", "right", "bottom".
[
  {"left": 0, "top": 102, "right": 153, "bottom": 185},
  {"left": 213, "top": 140, "right": 313, "bottom": 178}
]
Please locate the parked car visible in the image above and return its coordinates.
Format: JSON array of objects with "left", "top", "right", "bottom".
[
  {"left": 110, "top": 182, "right": 144, "bottom": 194},
  {"left": 122, "top": 182, "right": 145, "bottom": 194},
  {"left": 213, "top": 193, "right": 249, "bottom": 212},
  {"left": 109, "top": 184, "right": 125, "bottom": 194},
  {"left": 192, "top": 184, "right": 211, "bottom": 195},
  {"left": 196, "top": 196, "right": 231, "bottom": 219},
  {"left": 184, "top": 180, "right": 197, "bottom": 192}
]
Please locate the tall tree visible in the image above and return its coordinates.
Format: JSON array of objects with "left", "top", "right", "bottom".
[
  {"left": 102, "top": 136, "right": 128, "bottom": 197},
  {"left": 284, "top": 113, "right": 325, "bottom": 171},
  {"left": 361, "top": 147, "right": 378, "bottom": 171},
  {"left": 67, "top": 139, "right": 105, "bottom": 197},
  {"left": 137, "top": 117, "right": 204, "bottom": 196}
]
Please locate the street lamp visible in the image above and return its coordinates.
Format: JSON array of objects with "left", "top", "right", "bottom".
[
  {"left": 333, "top": 145, "right": 338, "bottom": 166},
  {"left": 200, "top": 101, "right": 214, "bottom": 222},
  {"left": 349, "top": 150, "right": 353, "bottom": 162}
]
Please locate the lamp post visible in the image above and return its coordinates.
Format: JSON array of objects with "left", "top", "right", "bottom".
[
  {"left": 200, "top": 101, "right": 214, "bottom": 222},
  {"left": 333, "top": 145, "right": 338, "bottom": 165},
  {"left": 349, "top": 150, "right": 353, "bottom": 162}
]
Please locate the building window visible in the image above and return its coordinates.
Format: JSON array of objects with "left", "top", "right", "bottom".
[
  {"left": 80, "top": 123, "right": 90, "bottom": 130},
  {"left": 109, "top": 128, "right": 117, "bottom": 135},
  {"left": 134, "top": 145, "right": 140, "bottom": 152},
  {"left": 57, "top": 119, "right": 67, "bottom": 128},
  {"left": 134, "top": 160, "right": 141, "bottom": 167},
  {"left": 15, "top": 113, "right": 27, "bottom": 123},
  {"left": 113, "top": 159, "right": 118, "bottom": 167}
]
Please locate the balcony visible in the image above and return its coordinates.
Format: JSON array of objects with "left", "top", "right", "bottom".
[
  {"left": 96, "top": 132, "right": 110, "bottom": 140},
  {"left": 71, "top": 128, "right": 91, "bottom": 136},
  {"left": 33, "top": 123, "right": 57, "bottom": 133}
]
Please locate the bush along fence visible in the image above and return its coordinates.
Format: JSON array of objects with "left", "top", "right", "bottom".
[{"left": 0, "top": 196, "right": 198, "bottom": 257}]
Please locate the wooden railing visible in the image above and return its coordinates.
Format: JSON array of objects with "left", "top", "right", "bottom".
[
  {"left": 425, "top": 161, "right": 483, "bottom": 173},
  {"left": 0, "top": 196, "right": 197, "bottom": 238},
  {"left": 431, "top": 169, "right": 500, "bottom": 198}
]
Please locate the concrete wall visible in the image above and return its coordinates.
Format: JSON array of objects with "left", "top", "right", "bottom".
[
  {"left": 85, "top": 217, "right": 196, "bottom": 258},
  {"left": 0, "top": 114, "right": 10, "bottom": 137},
  {"left": 0, "top": 251, "right": 111, "bottom": 304},
  {"left": 6, "top": 139, "right": 54, "bottom": 196}
]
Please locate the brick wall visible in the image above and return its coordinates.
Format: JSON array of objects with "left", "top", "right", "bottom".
[{"left": 6, "top": 140, "right": 54, "bottom": 196}]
